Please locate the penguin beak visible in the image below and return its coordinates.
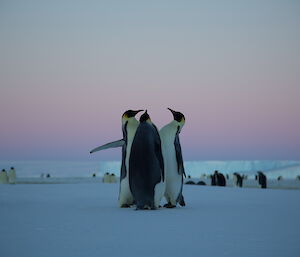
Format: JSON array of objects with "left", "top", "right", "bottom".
[
  {"left": 132, "top": 110, "right": 144, "bottom": 116},
  {"left": 167, "top": 108, "right": 175, "bottom": 114},
  {"left": 167, "top": 108, "right": 176, "bottom": 119}
]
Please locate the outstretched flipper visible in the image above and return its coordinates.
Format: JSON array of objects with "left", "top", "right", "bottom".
[{"left": 90, "top": 139, "right": 125, "bottom": 154}]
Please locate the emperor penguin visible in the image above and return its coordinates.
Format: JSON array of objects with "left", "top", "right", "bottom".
[
  {"left": 129, "top": 111, "right": 165, "bottom": 210},
  {"left": 0, "top": 169, "right": 9, "bottom": 184},
  {"left": 109, "top": 173, "right": 117, "bottom": 183},
  {"left": 102, "top": 172, "right": 110, "bottom": 183},
  {"left": 8, "top": 167, "right": 16, "bottom": 184},
  {"left": 233, "top": 172, "right": 243, "bottom": 187},
  {"left": 257, "top": 171, "right": 267, "bottom": 189},
  {"left": 159, "top": 108, "right": 186, "bottom": 208},
  {"left": 90, "top": 109, "right": 143, "bottom": 207}
]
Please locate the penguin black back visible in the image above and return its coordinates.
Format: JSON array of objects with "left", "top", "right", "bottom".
[{"left": 129, "top": 111, "right": 164, "bottom": 209}]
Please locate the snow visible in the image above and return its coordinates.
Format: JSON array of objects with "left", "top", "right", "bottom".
[{"left": 1, "top": 183, "right": 300, "bottom": 257}]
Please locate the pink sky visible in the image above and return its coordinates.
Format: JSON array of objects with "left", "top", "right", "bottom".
[{"left": 1, "top": 0, "right": 299, "bottom": 160}]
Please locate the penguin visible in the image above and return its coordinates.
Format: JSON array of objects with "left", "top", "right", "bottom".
[
  {"left": 129, "top": 111, "right": 165, "bottom": 210},
  {"left": 216, "top": 171, "right": 226, "bottom": 186},
  {"left": 0, "top": 169, "right": 9, "bottom": 184},
  {"left": 211, "top": 170, "right": 226, "bottom": 186},
  {"left": 159, "top": 108, "right": 186, "bottom": 208},
  {"left": 197, "top": 181, "right": 206, "bottom": 186},
  {"left": 185, "top": 180, "right": 195, "bottom": 185},
  {"left": 8, "top": 167, "right": 16, "bottom": 184},
  {"left": 257, "top": 171, "right": 267, "bottom": 189},
  {"left": 109, "top": 173, "right": 117, "bottom": 183},
  {"left": 211, "top": 173, "right": 217, "bottom": 186},
  {"left": 233, "top": 172, "right": 243, "bottom": 187},
  {"left": 103, "top": 172, "right": 110, "bottom": 183},
  {"left": 90, "top": 109, "right": 143, "bottom": 207}
]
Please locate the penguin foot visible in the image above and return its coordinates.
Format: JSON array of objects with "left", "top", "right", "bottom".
[
  {"left": 163, "top": 203, "right": 176, "bottom": 208},
  {"left": 135, "top": 204, "right": 157, "bottom": 210},
  {"left": 120, "top": 204, "right": 131, "bottom": 208},
  {"left": 179, "top": 198, "right": 186, "bottom": 207},
  {"left": 135, "top": 206, "right": 149, "bottom": 210},
  {"left": 178, "top": 194, "right": 186, "bottom": 207}
]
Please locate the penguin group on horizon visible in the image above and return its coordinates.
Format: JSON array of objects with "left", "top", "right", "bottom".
[
  {"left": 0, "top": 167, "right": 16, "bottom": 184},
  {"left": 90, "top": 108, "right": 186, "bottom": 210},
  {"left": 211, "top": 170, "right": 226, "bottom": 186}
]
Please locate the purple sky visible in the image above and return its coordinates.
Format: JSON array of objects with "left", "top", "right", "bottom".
[{"left": 1, "top": 0, "right": 300, "bottom": 161}]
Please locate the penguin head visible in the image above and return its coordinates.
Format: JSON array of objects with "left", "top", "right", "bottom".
[
  {"left": 168, "top": 108, "right": 185, "bottom": 126},
  {"left": 139, "top": 110, "right": 151, "bottom": 123},
  {"left": 122, "top": 109, "right": 143, "bottom": 123}
]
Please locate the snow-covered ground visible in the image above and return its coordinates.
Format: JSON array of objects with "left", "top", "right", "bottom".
[{"left": 1, "top": 183, "right": 299, "bottom": 257}]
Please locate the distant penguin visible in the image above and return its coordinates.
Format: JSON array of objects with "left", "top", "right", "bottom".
[
  {"left": 211, "top": 170, "right": 226, "bottom": 186},
  {"left": 109, "top": 173, "right": 117, "bottom": 183},
  {"left": 0, "top": 169, "right": 9, "bottom": 184},
  {"left": 211, "top": 173, "right": 217, "bottom": 186},
  {"left": 185, "top": 181, "right": 195, "bottom": 185},
  {"left": 103, "top": 172, "right": 110, "bottom": 183},
  {"left": 160, "top": 108, "right": 186, "bottom": 208},
  {"left": 216, "top": 171, "right": 226, "bottom": 186},
  {"left": 8, "top": 167, "right": 16, "bottom": 184},
  {"left": 233, "top": 172, "right": 243, "bottom": 187},
  {"left": 90, "top": 109, "right": 143, "bottom": 207},
  {"left": 277, "top": 176, "right": 283, "bottom": 181},
  {"left": 257, "top": 171, "right": 267, "bottom": 189},
  {"left": 129, "top": 111, "right": 165, "bottom": 209}
]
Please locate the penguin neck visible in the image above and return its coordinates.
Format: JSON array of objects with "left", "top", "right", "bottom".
[
  {"left": 127, "top": 117, "right": 139, "bottom": 128},
  {"left": 169, "top": 120, "right": 182, "bottom": 131},
  {"left": 161, "top": 120, "right": 181, "bottom": 138},
  {"left": 126, "top": 118, "right": 140, "bottom": 142}
]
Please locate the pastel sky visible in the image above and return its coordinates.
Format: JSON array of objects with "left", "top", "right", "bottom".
[{"left": 1, "top": 0, "right": 300, "bottom": 161}]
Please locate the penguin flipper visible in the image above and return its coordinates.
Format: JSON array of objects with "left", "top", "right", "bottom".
[
  {"left": 174, "top": 129, "right": 186, "bottom": 177},
  {"left": 90, "top": 139, "right": 125, "bottom": 154}
]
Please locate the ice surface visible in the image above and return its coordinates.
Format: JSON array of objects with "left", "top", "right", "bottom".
[{"left": 1, "top": 183, "right": 299, "bottom": 257}]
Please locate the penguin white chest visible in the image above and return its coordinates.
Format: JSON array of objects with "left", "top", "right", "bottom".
[{"left": 160, "top": 131, "right": 182, "bottom": 202}]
